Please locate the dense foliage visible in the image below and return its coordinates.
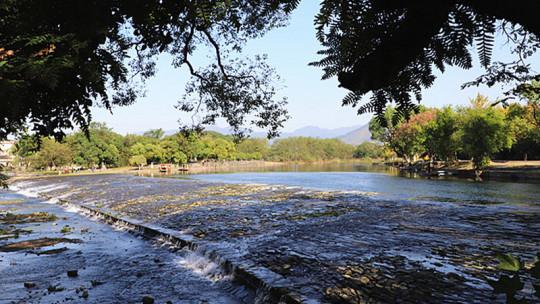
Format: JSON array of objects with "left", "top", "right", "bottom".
[
  {"left": 3, "top": 0, "right": 540, "bottom": 141},
  {"left": 0, "top": 0, "right": 299, "bottom": 139},
  {"left": 369, "top": 94, "right": 540, "bottom": 169},
  {"left": 267, "top": 137, "right": 354, "bottom": 162},
  {"left": 312, "top": 1, "right": 540, "bottom": 124},
  {"left": 353, "top": 142, "right": 385, "bottom": 159},
  {"left": 12, "top": 125, "right": 362, "bottom": 170}
]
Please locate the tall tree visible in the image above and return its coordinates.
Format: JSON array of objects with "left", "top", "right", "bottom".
[
  {"left": 387, "top": 110, "right": 436, "bottom": 164},
  {"left": 66, "top": 122, "right": 124, "bottom": 168},
  {"left": 30, "top": 138, "right": 73, "bottom": 169},
  {"left": 460, "top": 106, "right": 513, "bottom": 171},
  {"left": 423, "top": 107, "right": 459, "bottom": 163}
]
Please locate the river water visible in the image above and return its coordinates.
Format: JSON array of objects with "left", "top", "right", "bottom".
[
  {"left": 190, "top": 163, "right": 540, "bottom": 207},
  {"left": 3, "top": 163, "right": 540, "bottom": 303}
]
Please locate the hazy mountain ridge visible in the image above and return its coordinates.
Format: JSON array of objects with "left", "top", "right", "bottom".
[
  {"left": 336, "top": 124, "right": 372, "bottom": 145},
  {"left": 158, "top": 124, "right": 372, "bottom": 144}
]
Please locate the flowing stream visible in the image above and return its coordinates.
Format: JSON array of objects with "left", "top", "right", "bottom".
[{"left": 2, "top": 164, "right": 540, "bottom": 303}]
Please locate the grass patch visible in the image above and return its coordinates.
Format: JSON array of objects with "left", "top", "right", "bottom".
[
  {"left": 0, "top": 212, "right": 57, "bottom": 224},
  {"left": 0, "top": 227, "right": 32, "bottom": 239},
  {"left": 60, "top": 225, "right": 73, "bottom": 234}
]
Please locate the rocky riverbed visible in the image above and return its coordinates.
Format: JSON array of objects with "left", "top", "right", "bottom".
[
  {"left": 5, "top": 174, "right": 540, "bottom": 303},
  {"left": 0, "top": 190, "right": 244, "bottom": 304}
]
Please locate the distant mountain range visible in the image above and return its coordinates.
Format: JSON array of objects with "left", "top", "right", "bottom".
[{"left": 161, "top": 124, "right": 372, "bottom": 145}]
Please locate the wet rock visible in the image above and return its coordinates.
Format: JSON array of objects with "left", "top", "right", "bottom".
[
  {"left": 142, "top": 295, "right": 155, "bottom": 304},
  {"left": 36, "top": 247, "right": 68, "bottom": 255},
  {"left": 0, "top": 237, "right": 82, "bottom": 252},
  {"left": 67, "top": 270, "right": 78, "bottom": 277},
  {"left": 24, "top": 282, "right": 36, "bottom": 289},
  {"left": 81, "top": 290, "right": 89, "bottom": 299},
  {"left": 359, "top": 276, "right": 370, "bottom": 284},
  {"left": 47, "top": 284, "right": 64, "bottom": 293}
]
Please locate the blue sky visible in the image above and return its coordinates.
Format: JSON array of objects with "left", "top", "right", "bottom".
[{"left": 92, "top": 1, "right": 536, "bottom": 134}]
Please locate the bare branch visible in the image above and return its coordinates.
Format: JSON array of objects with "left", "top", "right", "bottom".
[{"left": 202, "top": 29, "right": 229, "bottom": 80}]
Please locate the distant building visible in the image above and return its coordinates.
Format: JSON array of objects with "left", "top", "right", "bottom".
[{"left": 0, "top": 140, "right": 16, "bottom": 167}]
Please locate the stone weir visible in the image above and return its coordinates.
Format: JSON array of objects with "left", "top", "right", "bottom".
[{"left": 42, "top": 194, "right": 307, "bottom": 304}]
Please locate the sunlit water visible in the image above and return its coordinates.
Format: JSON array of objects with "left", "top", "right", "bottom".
[
  {"left": 189, "top": 163, "right": 540, "bottom": 206},
  {"left": 5, "top": 163, "right": 540, "bottom": 302}
]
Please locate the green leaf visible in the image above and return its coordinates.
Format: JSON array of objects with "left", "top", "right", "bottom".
[{"left": 496, "top": 253, "right": 522, "bottom": 272}]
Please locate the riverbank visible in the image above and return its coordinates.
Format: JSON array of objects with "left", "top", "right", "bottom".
[
  {"left": 6, "top": 174, "right": 540, "bottom": 303},
  {"left": 7, "top": 159, "right": 378, "bottom": 181},
  {"left": 394, "top": 160, "right": 540, "bottom": 181}
]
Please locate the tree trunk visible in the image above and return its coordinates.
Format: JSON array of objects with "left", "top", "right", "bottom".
[{"left": 474, "top": 169, "right": 483, "bottom": 181}]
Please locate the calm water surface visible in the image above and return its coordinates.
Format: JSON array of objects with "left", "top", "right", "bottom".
[{"left": 188, "top": 163, "right": 540, "bottom": 206}]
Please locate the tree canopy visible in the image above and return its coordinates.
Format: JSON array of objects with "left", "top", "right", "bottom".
[
  {"left": 0, "top": 0, "right": 298, "bottom": 139},
  {"left": 312, "top": 0, "right": 540, "bottom": 123},
  {"left": 368, "top": 95, "right": 538, "bottom": 169},
  {"left": 1, "top": 0, "right": 539, "bottom": 139}
]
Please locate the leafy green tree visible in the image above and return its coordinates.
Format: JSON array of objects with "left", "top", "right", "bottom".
[
  {"left": 66, "top": 122, "right": 123, "bottom": 168},
  {"left": 514, "top": 80, "right": 540, "bottom": 127},
  {"left": 129, "top": 155, "right": 147, "bottom": 170},
  {"left": 460, "top": 107, "right": 514, "bottom": 170},
  {"left": 388, "top": 110, "right": 436, "bottom": 164},
  {"left": 502, "top": 103, "right": 540, "bottom": 160},
  {"left": 368, "top": 106, "right": 399, "bottom": 143},
  {"left": 313, "top": 1, "right": 540, "bottom": 123},
  {"left": 129, "top": 143, "right": 164, "bottom": 164},
  {"left": 236, "top": 138, "right": 269, "bottom": 160},
  {"left": 160, "top": 137, "right": 188, "bottom": 164},
  {"left": 197, "top": 136, "right": 236, "bottom": 161},
  {"left": 353, "top": 142, "right": 384, "bottom": 159},
  {"left": 423, "top": 107, "right": 459, "bottom": 163},
  {"left": 31, "top": 138, "right": 73, "bottom": 169},
  {"left": 0, "top": 0, "right": 297, "bottom": 140},
  {"left": 267, "top": 137, "right": 354, "bottom": 162},
  {"left": 12, "top": 131, "right": 39, "bottom": 167}
]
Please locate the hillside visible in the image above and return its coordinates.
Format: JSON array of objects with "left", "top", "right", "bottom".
[{"left": 337, "top": 124, "right": 372, "bottom": 145}]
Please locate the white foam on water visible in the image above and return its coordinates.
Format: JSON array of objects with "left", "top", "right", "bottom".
[
  {"left": 176, "top": 249, "right": 231, "bottom": 282},
  {"left": 64, "top": 204, "right": 82, "bottom": 213},
  {"left": 12, "top": 183, "right": 69, "bottom": 198},
  {"left": 44, "top": 197, "right": 59, "bottom": 204}
]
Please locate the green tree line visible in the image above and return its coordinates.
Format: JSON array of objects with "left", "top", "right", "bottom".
[
  {"left": 369, "top": 94, "right": 540, "bottom": 170},
  {"left": 12, "top": 125, "right": 362, "bottom": 170}
]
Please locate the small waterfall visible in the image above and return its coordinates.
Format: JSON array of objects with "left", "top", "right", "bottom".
[
  {"left": 8, "top": 180, "right": 300, "bottom": 304},
  {"left": 177, "top": 248, "right": 232, "bottom": 282}
]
